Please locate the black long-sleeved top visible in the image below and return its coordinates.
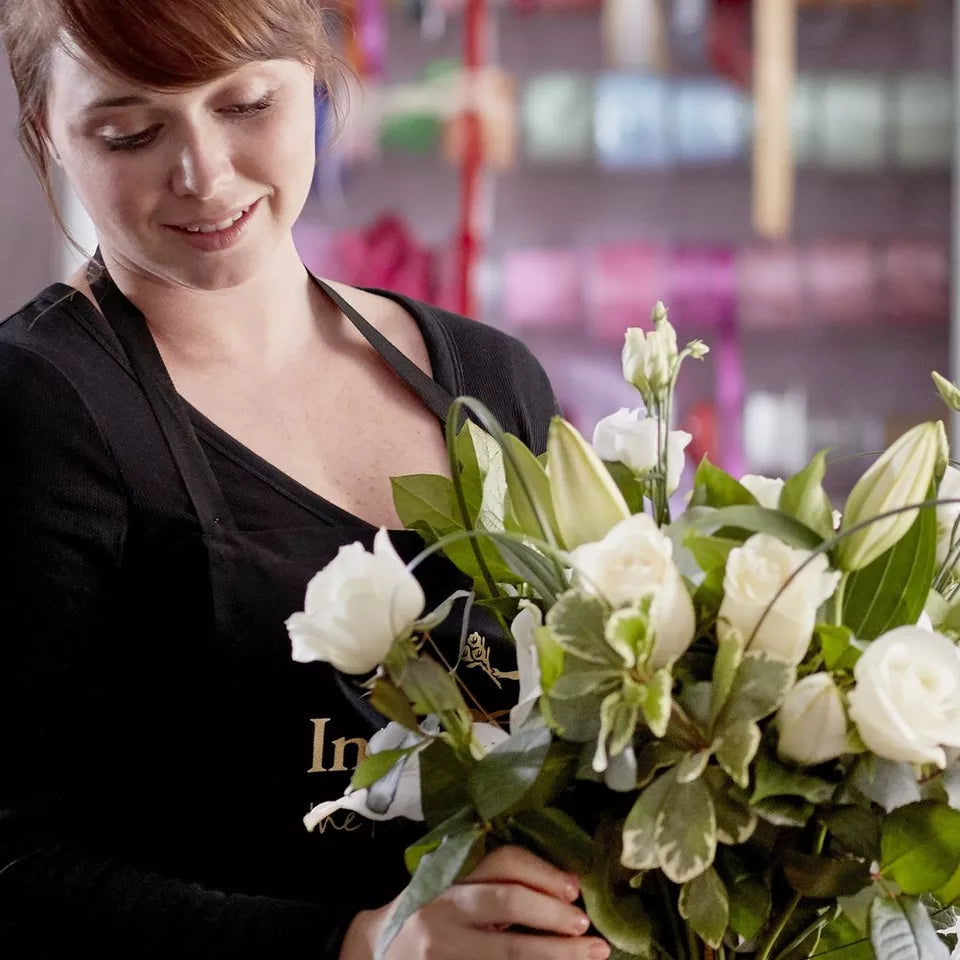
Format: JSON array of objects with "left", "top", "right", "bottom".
[{"left": 0, "top": 276, "right": 559, "bottom": 958}]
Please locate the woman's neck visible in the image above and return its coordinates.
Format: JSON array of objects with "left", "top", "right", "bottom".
[{"left": 82, "top": 236, "right": 338, "bottom": 370}]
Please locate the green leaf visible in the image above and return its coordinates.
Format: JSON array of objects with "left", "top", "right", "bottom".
[
  {"left": 376, "top": 824, "right": 485, "bottom": 959},
  {"left": 635, "top": 742, "right": 687, "bottom": 789},
  {"left": 675, "top": 504, "right": 824, "bottom": 551},
  {"left": 704, "top": 767, "right": 757, "bottom": 845},
  {"left": 818, "top": 623, "right": 865, "bottom": 672},
  {"left": 404, "top": 806, "right": 478, "bottom": 874},
  {"left": 679, "top": 867, "right": 729, "bottom": 949},
  {"left": 823, "top": 806, "right": 882, "bottom": 861},
  {"left": 726, "top": 875, "right": 771, "bottom": 942},
  {"left": 716, "top": 656, "right": 796, "bottom": 732},
  {"left": 546, "top": 590, "right": 621, "bottom": 666},
  {"left": 548, "top": 664, "right": 621, "bottom": 700},
  {"left": 751, "top": 750, "right": 835, "bottom": 806},
  {"left": 710, "top": 627, "right": 746, "bottom": 726},
  {"left": 399, "top": 656, "right": 468, "bottom": 715},
  {"left": 753, "top": 796, "right": 815, "bottom": 827},
  {"left": 469, "top": 718, "right": 553, "bottom": 821},
  {"left": 780, "top": 449, "right": 835, "bottom": 540},
  {"left": 843, "top": 499, "right": 937, "bottom": 641},
  {"left": 604, "top": 460, "right": 648, "bottom": 514},
  {"left": 638, "top": 669, "right": 672, "bottom": 738},
  {"left": 534, "top": 624, "right": 564, "bottom": 693},
  {"left": 690, "top": 457, "right": 758, "bottom": 509},
  {"left": 509, "top": 806, "right": 594, "bottom": 875},
  {"left": 419, "top": 738, "right": 471, "bottom": 827},
  {"left": 582, "top": 820, "right": 657, "bottom": 958},
  {"left": 819, "top": 912, "right": 875, "bottom": 960},
  {"left": 594, "top": 691, "right": 639, "bottom": 778},
  {"left": 869, "top": 895, "right": 950, "bottom": 960},
  {"left": 350, "top": 747, "right": 417, "bottom": 791},
  {"left": 657, "top": 775, "right": 717, "bottom": 884},
  {"left": 369, "top": 678, "right": 421, "bottom": 732},
  {"left": 491, "top": 536, "right": 562, "bottom": 604},
  {"left": 685, "top": 533, "right": 740, "bottom": 574},
  {"left": 392, "top": 473, "right": 465, "bottom": 537},
  {"left": 456, "top": 420, "right": 506, "bottom": 532},
  {"left": 714, "top": 719, "right": 761, "bottom": 790},
  {"left": 605, "top": 602, "right": 655, "bottom": 668},
  {"left": 675, "top": 750, "right": 710, "bottom": 784},
  {"left": 783, "top": 850, "right": 872, "bottom": 898},
  {"left": 880, "top": 801, "right": 960, "bottom": 895},
  {"left": 545, "top": 685, "right": 605, "bottom": 742},
  {"left": 503, "top": 432, "right": 559, "bottom": 541},
  {"left": 622, "top": 770, "right": 676, "bottom": 871}
]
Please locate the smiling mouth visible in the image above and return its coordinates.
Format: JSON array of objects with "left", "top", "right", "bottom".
[{"left": 172, "top": 201, "right": 258, "bottom": 234}]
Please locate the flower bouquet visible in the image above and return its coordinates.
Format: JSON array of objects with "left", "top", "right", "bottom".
[{"left": 289, "top": 303, "right": 960, "bottom": 960}]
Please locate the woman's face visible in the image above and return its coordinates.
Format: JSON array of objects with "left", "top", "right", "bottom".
[{"left": 44, "top": 46, "right": 318, "bottom": 290}]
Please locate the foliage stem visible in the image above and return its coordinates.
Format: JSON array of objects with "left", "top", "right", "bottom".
[{"left": 756, "top": 824, "right": 828, "bottom": 960}]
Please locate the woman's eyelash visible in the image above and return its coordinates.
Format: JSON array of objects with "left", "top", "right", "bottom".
[
  {"left": 102, "top": 96, "right": 276, "bottom": 152},
  {"left": 220, "top": 95, "right": 276, "bottom": 117},
  {"left": 104, "top": 126, "right": 161, "bottom": 152}
]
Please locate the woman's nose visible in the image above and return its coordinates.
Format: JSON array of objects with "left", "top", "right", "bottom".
[{"left": 169, "top": 130, "right": 235, "bottom": 200}]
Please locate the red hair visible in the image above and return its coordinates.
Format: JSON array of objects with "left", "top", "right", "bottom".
[{"left": 1, "top": 0, "right": 339, "bottom": 236}]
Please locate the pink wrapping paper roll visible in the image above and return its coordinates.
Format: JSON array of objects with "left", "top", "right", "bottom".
[
  {"left": 585, "top": 243, "right": 666, "bottom": 343},
  {"left": 880, "top": 239, "right": 949, "bottom": 325},
  {"left": 803, "top": 241, "right": 877, "bottom": 325},
  {"left": 666, "top": 247, "right": 737, "bottom": 329},
  {"left": 500, "top": 248, "right": 582, "bottom": 330},
  {"left": 737, "top": 244, "right": 803, "bottom": 329}
]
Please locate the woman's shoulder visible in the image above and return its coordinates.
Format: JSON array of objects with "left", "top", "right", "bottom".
[{"left": 387, "top": 292, "right": 561, "bottom": 454}]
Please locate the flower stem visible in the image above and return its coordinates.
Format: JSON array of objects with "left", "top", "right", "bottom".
[
  {"left": 756, "top": 824, "right": 828, "bottom": 960},
  {"left": 657, "top": 873, "right": 688, "bottom": 960}
]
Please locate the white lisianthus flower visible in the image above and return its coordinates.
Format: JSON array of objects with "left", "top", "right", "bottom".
[
  {"left": 776, "top": 674, "right": 850, "bottom": 766},
  {"left": 622, "top": 305, "right": 678, "bottom": 399},
  {"left": 740, "top": 474, "right": 784, "bottom": 510},
  {"left": 593, "top": 407, "right": 691, "bottom": 494},
  {"left": 935, "top": 465, "right": 960, "bottom": 573},
  {"left": 509, "top": 602, "right": 544, "bottom": 733},
  {"left": 719, "top": 533, "right": 840, "bottom": 665},
  {"left": 570, "top": 513, "right": 695, "bottom": 668},
  {"left": 848, "top": 626, "right": 960, "bottom": 768},
  {"left": 287, "top": 529, "right": 424, "bottom": 674}
]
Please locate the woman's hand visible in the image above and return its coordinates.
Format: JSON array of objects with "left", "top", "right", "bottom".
[{"left": 339, "top": 845, "right": 610, "bottom": 960}]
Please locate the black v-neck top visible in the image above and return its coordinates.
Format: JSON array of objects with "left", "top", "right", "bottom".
[{"left": 0, "top": 277, "right": 560, "bottom": 959}]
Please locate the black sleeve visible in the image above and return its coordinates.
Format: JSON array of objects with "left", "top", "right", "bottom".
[{"left": 0, "top": 345, "right": 344, "bottom": 959}]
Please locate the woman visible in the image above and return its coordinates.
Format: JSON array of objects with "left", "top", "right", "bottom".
[{"left": 0, "top": 1, "right": 610, "bottom": 958}]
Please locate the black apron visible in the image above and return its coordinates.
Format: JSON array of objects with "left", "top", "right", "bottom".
[{"left": 84, "top": 257, "right": 518, "bottom": 909}]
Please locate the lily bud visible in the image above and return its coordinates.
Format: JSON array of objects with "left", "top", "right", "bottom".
[
  {"left": 836, "top": 421, "right": 942, "bottom": 571},
  {"left": 621, "top": 302, "right": 678, "bottom": 402},
  {"left": 548, "top": 417, "right": 630, "bottom": 550},
  {"left": 776, "top": 674, "right": 850, "bottom": 766}
]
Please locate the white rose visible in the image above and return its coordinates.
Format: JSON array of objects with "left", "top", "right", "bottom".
[
  {"left": 287, "top": 528, "right": 425, "bottom": 674},
  {"left": 719, "top": 533, "right": 840, "bottom": 665},
  {"left": 776, "top": 674, "right": 850, "bottom": 766},
  {"left": 936, "top": 465, "right": 960, "bottom": 572},
  {"left": 848, "top": 626, "right": 960, "bottom": 768},
  {"left": 570, "top": 513, "right": 695, "bottom": 667},
  {"left": 593, "top": 407, "right": 691, "bottom": 494},
  {"left": 740, "top": 474, "right": 784, "bottom": 510}
]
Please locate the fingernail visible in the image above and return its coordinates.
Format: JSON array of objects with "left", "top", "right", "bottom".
[
  {"left": 572, "top": 913, "right": 590, "bottom": 934},
  {"left": 564, "top": 875, "right": 580, "bottom": 901},
  {"left": 588, "top": 941, "right": 611, "bottom": 960}
]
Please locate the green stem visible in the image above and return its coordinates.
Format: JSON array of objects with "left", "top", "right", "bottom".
[
  {"left": 445, "top": 404, "right": 500, "bottom": 601},
  {"left": 829, "top": 573, "right": 848, "bottom": 627},
  {"left": 657, "top": 873, "right": 688, "bottom": 960},
  {"left": 686, "top": 921, "right": 699, "bottom": 960},
  {"left": 771, "top": 910, "right": 832, "bottom": 960},
  {"left": 757, "top": 824, "right": 828, "bottom": 960}
]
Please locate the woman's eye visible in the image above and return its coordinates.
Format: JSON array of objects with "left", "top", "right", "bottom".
[
  {"left": 220, "top": 95, "right": 275, "bottom": 117},
  {"left": 103, "top": 126, "right": 161, "bottom": 152}
]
